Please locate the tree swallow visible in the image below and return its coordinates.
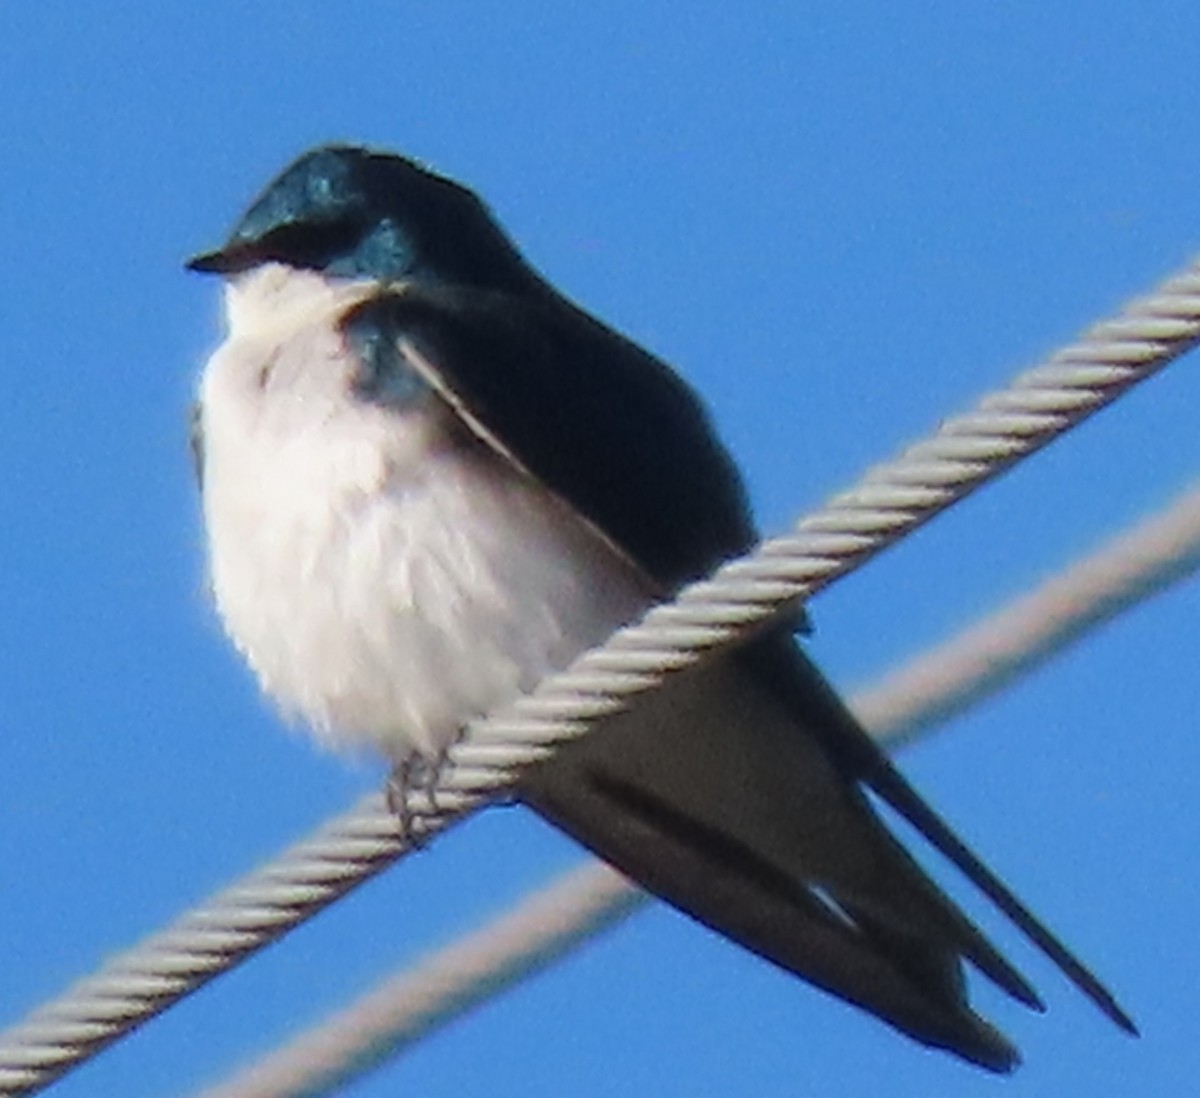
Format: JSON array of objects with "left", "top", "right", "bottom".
[{"left": 187, "top": 145, "right": 1134, "bottom": 1071}]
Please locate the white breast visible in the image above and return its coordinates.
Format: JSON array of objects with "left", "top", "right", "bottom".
[{"left": 197, "top": 265, "right": 651, "bottom": 761}]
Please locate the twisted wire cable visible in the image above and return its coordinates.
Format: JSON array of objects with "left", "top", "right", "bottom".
[
  {"left": 1, "top": 260, "right": 1199, "bottom": 1096},
  {"left": 189, "top": 480, "right": 1200, "bottom": 1098}
]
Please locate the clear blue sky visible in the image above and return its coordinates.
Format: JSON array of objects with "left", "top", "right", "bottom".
[{"left": 1, "top": 5, "right": 1197, "bottom": 1096}]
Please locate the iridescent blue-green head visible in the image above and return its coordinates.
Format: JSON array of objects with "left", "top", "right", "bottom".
[{"left": 187, "top": 144, "right": 538, "bottom": 291}]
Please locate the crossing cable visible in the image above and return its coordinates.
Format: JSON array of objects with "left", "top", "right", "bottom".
[{"left": 0, "top": 259, "right": 1199, "bottom": 1096}]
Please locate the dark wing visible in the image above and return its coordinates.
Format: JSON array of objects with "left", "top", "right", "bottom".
[
  {"left": 341, "top": 285, "right": 758, "bottom": 592},
  {"left": 521, "top": 643, "right": 1028, "bottom": 1070},
  {"left": 343, "top": 284, "right": 1133, "bottom": 1068}
]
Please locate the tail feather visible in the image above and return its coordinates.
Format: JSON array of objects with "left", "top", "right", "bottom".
[
  {"left": 748, "top": 636, "right": 1136, "bottom": 1035},
  {"left": 517, "top": 640, "right": 1049, "bottom": 1070}
]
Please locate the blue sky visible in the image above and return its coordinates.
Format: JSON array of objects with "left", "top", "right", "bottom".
[{"left": 1, "top": 4, "right": 1197, "bottom": 1096}]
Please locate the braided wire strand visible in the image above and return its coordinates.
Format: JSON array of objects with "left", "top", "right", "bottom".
[{"left": 1, "top": 261, "right": 1198, "bottom": 1095}]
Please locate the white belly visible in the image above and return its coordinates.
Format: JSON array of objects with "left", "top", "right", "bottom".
[{"left": 197, "top": 266, "right": 650, "bottom": 761}]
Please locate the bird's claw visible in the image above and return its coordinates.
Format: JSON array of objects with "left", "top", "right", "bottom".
[{"left": 386, "top": 748, "right": 451, "bottom": 847}]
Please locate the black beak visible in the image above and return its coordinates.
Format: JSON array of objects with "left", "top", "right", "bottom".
[{"left": 185, "top": 243, "right": 257, "bottom": 275}]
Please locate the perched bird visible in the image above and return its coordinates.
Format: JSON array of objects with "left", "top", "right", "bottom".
[{"left": 188, "top": 144, "right": 1134, "bottom": 1071}]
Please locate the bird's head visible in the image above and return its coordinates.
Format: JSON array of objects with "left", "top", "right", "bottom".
[{"left": 187, "top": 144, "right": 534, "bottom": 291}]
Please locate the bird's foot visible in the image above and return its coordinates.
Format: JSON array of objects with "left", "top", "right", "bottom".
[{"left": 386, "top": 748, "right": 451, "bottom": 847}]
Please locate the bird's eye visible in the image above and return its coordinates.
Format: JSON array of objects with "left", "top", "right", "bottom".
[{"left": 258, "top": 219, "right": 360, "bottom": 270}]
